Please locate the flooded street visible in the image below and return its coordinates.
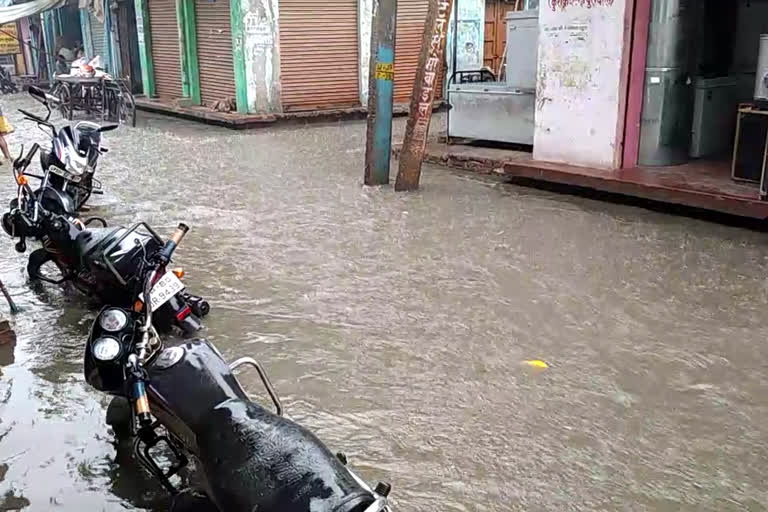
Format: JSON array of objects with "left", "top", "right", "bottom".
[{"left": 2, "top": 92, "right": 768, "bottom": 511}]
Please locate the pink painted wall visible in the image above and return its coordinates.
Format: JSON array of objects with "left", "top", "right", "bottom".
[{"left": 533, "top": 0, "right": 634, "bottom": 169}]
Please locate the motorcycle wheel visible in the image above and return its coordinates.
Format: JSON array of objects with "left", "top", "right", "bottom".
[
  {"left": 27, "top": 248, "right": 63, "bottom": 281},
  {"left": 169, "top": 490, "right": 218, "bottom": 512},
  {"left": 58, "top": 85, "right": 73, "bottom": 121},
  {"left": 106, "top": 396, "right": 132, "bottom": 440}
]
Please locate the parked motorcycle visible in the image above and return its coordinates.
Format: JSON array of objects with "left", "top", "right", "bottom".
[
  {"left": 17, "top": 85, "right": 114, "bottom": 215},
  {"left": 2, "top": 144, "right": 209, "bottom": 333},
  {"left": 0, "top": 66, "right": 17, "bottom": 94},
  {"left": 85, "top": 223, "right": 393, "bottom": 511}
]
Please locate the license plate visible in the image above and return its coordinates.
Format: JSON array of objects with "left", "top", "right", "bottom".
[{"left": 140, "top": 271, "right": 185, "bottom": 311}]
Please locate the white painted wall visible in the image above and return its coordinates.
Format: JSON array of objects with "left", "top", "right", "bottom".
[{"left": 533, "top": 1, "right": 631, "bottom": 169}]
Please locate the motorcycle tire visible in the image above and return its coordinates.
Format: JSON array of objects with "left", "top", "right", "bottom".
[
  {"left": 106, "top": 396, "right": 132, "bottom": 440},
  {"left": 27, "top": 248, "right": 59, "bottom": 281},
  {"left": 27, "top": 249, "right": 91, "bottom": 294},
  {"left": 169, "top": 490, "right": 218, "bottom": 512}
]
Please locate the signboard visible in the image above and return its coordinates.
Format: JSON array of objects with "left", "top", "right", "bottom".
[{"left": 0, "top": 23, "right": 20, "bottom": 55}]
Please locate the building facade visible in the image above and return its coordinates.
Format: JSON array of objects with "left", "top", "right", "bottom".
[
  {"left": 134, "top": 0, "right": 458, "bottom": 114},
  {"left": 37, "top": 0, "right": 141, "bottom": 90}
]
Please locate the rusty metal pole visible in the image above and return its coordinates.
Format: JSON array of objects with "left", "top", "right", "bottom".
[
  {"left": 364, "top": 0, "right": 398, "bottom": 186},
  {"left": 0, "top": 278, "right": 19, "bottom": 314},
  {"left": 394, "top": 0, "right": 453, "bottom": 191}
]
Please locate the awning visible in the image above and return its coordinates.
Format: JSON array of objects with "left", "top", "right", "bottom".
[{"left": 0, "top": 0, "right": 65, "bottom": 25}]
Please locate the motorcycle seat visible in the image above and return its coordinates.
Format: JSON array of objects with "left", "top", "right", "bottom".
[
  {"left": 75, "top": 227, "right": 121, "bottom": 260},
  {"left": 194, "top": 398, "right": 375, "bottom": 512}
]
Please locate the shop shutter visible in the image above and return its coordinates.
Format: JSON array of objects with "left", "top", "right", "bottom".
[
  {"left": 147, "top": 0, "right": 182, "bottom": 100},
  {"left": 394, "top": 0, "right": 444, "bottom": 104},
  {"left": 194, "top": 0, "right": 236, "bottom": 107},
  {"left": 89, "top": 12, "right": 107, "bottom": 61},
  {"left": 279, "top": 0, "right": 359, "bottom": 111}
]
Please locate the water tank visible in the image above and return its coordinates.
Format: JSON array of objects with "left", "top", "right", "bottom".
[
  {"left": 639, "top": 0, "right": 697, "bottom": 166},
  {"left": 755, "top": 35, "right": 768, "bottom": 102},
  {"left": 645, "top": 0, "right": 695, "bottom": 69}
]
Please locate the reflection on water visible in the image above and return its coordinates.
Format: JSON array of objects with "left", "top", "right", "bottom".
[{"left": 1, "top": 93, "right": 768, "bottom": 511}]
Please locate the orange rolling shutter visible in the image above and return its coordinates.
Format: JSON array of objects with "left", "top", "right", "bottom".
[
  {"left": 147, "top": 0, "right": 182, "bottom": 101},
  {"left": 394, "top": 0, "right": 444, "bottom": 104},
  {"left": 279, "top": 0, "right": 360, "bottom": 111}
]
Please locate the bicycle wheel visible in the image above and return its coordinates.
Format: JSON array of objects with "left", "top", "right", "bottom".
[
  {"left": 119, "top": 91, "right": 136, "bottom": 127},
  {"left": 103, "top": 86, "right": 118, "bottom": 122},
  {"left": 58, "top": 85, "right": 72, "bottom": 120}
]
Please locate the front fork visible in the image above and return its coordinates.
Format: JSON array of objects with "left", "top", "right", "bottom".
[{"left": 128, "top": 365, "right": 188, "bottom": 494}]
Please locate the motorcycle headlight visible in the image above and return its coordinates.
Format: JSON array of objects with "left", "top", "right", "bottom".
[
  {"left": 92, "top": 336, "right": 122, "bottom": 362},
  {"left": 66, "top": 157, "right": 89, "bottom": 176},
  {"left": 98, "top": 308, "right": 128, "bottom": 332}
]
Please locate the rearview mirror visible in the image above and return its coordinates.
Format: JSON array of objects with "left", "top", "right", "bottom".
[{"left": 27, "top": 85, "right": 48, "bottom": 106}]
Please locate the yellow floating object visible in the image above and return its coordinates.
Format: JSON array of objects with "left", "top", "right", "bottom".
[{"left": 523, "top": 360, "right": 549, "bottom": 369}]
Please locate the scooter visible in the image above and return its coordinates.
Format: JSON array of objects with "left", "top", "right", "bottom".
[
  {"left": 2, "top": 144, "right": 209, "bottom": 333},
  {"left": 18, "top": 85, "right": 115, "bottom": 215},
  {"left": 86, "top": 223, "right": 392, "bottom": 511}
]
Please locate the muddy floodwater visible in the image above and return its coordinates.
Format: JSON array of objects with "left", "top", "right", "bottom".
[{"left": 1, "top": 93, "right": 768, "bottom": 511}]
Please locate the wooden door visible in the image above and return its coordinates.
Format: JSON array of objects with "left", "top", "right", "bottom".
[{"left": 483, "top": 0, "right": 521, "bottom": 74}]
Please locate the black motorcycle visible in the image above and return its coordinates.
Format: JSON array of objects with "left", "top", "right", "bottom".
[
  {"left": 0, "top": 66, "right": 17, "bottom": 94},
  {"left": 86, "top": 224, "right": 393, "bottom": 512},
  {"left": 18, "top": 85, "right": 114, "bottom": 215},
  {"left": 2, "top": 145, "right": 209, "bottom": 333}
]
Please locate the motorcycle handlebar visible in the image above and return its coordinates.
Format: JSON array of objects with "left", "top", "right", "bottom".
[
  {"left": 155, "top": 223, "right": 189, "bottom": 265},
  {"left": 170, "top": 223, "right": 189, "bottom": 245},
  {"left": 22, "top": 144, "right": 40, "bottom": 170},
  {"left": 17, "top": 108, "right": 42, "bottom": 122},
  {"left": 17, "top": 108, "right": 55, "bottom": 134}
]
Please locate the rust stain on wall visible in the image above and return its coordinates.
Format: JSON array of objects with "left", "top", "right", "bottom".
[{"left": 549, "top": 0, "right": 614, "bottom": 10}]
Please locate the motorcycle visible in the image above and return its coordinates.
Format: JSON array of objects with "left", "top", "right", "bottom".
[
  {"left": 17, "top": 85, "right": 115, "bottom": 215},
  {"left": 0, "top": 66, "right": 17, "bottom": 94},
  {"left": 2, "top": 144, "right": 209, "bottom": 333},
  {"left": 85, "top": 223, "right": 393, "bottom": 512}
]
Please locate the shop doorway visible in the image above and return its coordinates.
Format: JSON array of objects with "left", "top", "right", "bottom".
[
  {"left": 623, "top": 0, "right": 768, "bottom": 201},
  {"left": 56, "top": 6, "right": 83, "bottom": 56},
  {"left": 483, "top": 0, "right": 522, "bottom": 73}
]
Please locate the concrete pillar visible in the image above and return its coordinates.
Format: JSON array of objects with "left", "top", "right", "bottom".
[
  {"left": 359, "top": 0, "right": 374, "bottom": 105},
  {"left": 240, "top": 0, "right": 281, "bottom": 114},
  {"left": 134, "top": 0, "right": 155, "bottom": 97},
  {"left": 533, "top": 1, "right": 633, "bottom": 169}
]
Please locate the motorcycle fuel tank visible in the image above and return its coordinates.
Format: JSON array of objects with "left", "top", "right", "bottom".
[{"left": 147, "top": 341, "right": 375, "bottom": 512}]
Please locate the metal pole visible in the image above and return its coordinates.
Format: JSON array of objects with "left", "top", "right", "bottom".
[
  {"left": 0, "top": 278, "right": 19, "bottom": 315},
  {"left": 394, "top": 0, "right": 454, "bottom": 191},
  {"left": 364, "top": 0, "right": 398, "bottom": 186}
]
